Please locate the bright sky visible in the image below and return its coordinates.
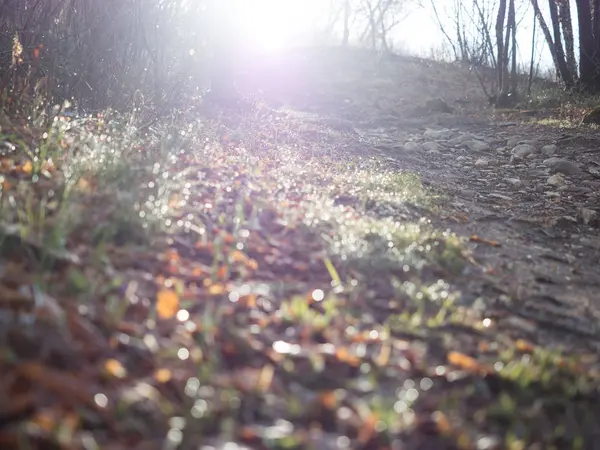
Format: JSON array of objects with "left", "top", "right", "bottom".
[{"left": 236, "top": 0, "right": 568, "bottom": 72}]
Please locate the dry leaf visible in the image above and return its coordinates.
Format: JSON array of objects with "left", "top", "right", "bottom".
[
  {"left": 208, "top": 283, "right": 226, "bottom": 295},
  {"left": 104, "top": 359, "right": 127, "bottom": 379},
  {"left": 318, "top": 391, "right": 337, "bottom": 409},
  {"left": 154, "top": 368, "right": 172, "bottom": 383},
  {"left": 336, "top": 347, "right": 361, "bottom": 367},
  {"left": 156, "top": 289, "right": 179, "bottom": 319},
  {"left": 447, "top": 351, "right": 481, "bottom": 372},
  {"left": 515, "top": 339, "right": 535, "bottom": 353},
  {"left": 21, "top": 160, "right": 32, "bottom": 174}
]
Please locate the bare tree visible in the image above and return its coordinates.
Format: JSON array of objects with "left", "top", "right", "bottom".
[{"left": 356, "top": 0, "right": 413, "bottom": 53}]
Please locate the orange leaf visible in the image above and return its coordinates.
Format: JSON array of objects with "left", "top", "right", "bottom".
[
  {"left": 319, "top": 391, "right": 337, "bottom": 409},
  {"left": 191, "top": 265, "right": 204, "bottom": 277},
  {"left": 230, "top": 250, "right": 248, "bottom": 263},
  {"left": 447, "top": 351, "right": 480, "bottom": 372},
  {"left": 156, "top": 289, "right": 179, "bottom": 319},
  {"left": 336, "top": 347, "right": 361, "bottom": 367},
  {"left": 470, "top": 234, "right": 501, "bottom": 247},
  {"left": 256, "top": 364, "right": 274, "bottom": 392},
  {"left": 154, "top": 368, "right": 172, "bottom": 383},
  {"left": 0, "top": 158, "right": 12, "bottom": 170},
  {"left": 375, "top": 341, "right": 391, "bottom": 366},
  {"left": 1, "top": 178, "right": 13, "bottom": 191},
  {"left": 357, "top": 412, "right": 377, "bottom": 444},
  {"left": 217, "top": 265, "right": 228, "bottom": 280},
  {"left": 433, "top": 411, "right": 452, "bottom": 434},
  {"left": 104, "top": 359, "right": 127, "bottom": 379},
  {"left": 515, "top": 339, "right": 535, "bottom": 353},
  {"left": 76, "top": 177, "right": 92, "bottom": 193},
  {"left": 208, "top": 283, "right": 226, "bottom": 295},
  {"left": 21, "top": 160, "right": 32, "bottom": 174},
  {"left": 31, "top": 410, "right": 56, "bottom": 432},
  {"left": 240, "top": 294, "right": 257, "bottom": 308}
]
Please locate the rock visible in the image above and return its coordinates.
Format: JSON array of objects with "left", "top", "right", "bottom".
[
  {"left": 496, "top": 146, "right": 507, "bottom": 154},
  {"left": 547, "top": 174, "right": 565, "bottom": 186},
  {"left": 447, "top": 133, "right": 475, "bottom": 146},
  {"left": 403, "top": 142, "right": 421, "bottom": 151},
  {"left": 425, "top": 98, "right": 454, "bottom": 114},
  {"left": 579, "top": 207, "right": 597, "bottom": 225},
  {"left": 519, "top": 139, "right": 538, "bottom": 146},
  {"left": 424, "top": 128, "right": 453, "bottom": 140},
  {"left": 474, "top": 158, "right": 490, "bottom": 167},
  {"left": 506, "top": 136, "right": 524, "bottom": 147},
  {"left": 464, "top": 140, "right": 490, "bottom": 152},
  {"left": 511, "top": 144, "right": 536, "bottom": 158},
  {"left": 488, "top": 192, "right": 512, "bottom": 201},
  {"left": 550, "top": 159, "right": 581, "bottom": 176},
  {"left": 422, "top": 142, "right": 441, "bottom": 152},
  {"left": 505, "top": 177, "right": 521, "bottom": 186},
  {"left": 541, "top": 144, "right": 558, "bottom": 156}
]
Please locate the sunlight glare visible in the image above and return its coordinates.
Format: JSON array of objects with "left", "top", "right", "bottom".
[{"left": 238, "top": 0, "right": 318, "bottom": 52}]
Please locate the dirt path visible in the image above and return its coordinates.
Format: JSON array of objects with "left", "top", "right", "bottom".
[{"left": 249, "top": 49, "right": 600, "bottom": 354}]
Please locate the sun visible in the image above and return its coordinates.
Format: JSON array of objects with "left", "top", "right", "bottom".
[{"left": 237, "top": 0, "right": 320, "bottom": 52}]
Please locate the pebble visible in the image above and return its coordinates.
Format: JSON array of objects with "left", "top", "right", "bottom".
[
  {"left": 547, "top": 174, "right": 565, "bottom": 186},
  {"left": 541, "top": 144, "right": 557, "bottom": 156},
  {"left": 551, "top": 159, "right": 581, "bottom": 176},
  {"left": 464, "top": 140, "right": 490, "bottom": 152},
  {"left": 511, "top": 143, "right": 536, "bottom": 158}
]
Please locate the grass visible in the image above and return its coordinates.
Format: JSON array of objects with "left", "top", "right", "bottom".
[{"left": 1, "top": 95, "right": 600, "bottom": 450}]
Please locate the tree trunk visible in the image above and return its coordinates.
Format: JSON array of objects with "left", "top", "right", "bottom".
[
  {"left": 575, "top": 0, "right": 600, "bottom": 91},
  {"left": 342, "top": 0, "right": 351, "bottom": 47},
  {"left": 530, "top": 0, "right": 560, "bottom": 76},
  {"left": 508, "top": 0, "right": 518, "bottom": 96},
  {"left": 557, "top": 0, "right": 578, "bottom": 80},
  {"left": 495, "top": 0, "right": 507, "bottom": 94},
  {"left": 548, "top": 0, "right": 575, "bottom": 88}
]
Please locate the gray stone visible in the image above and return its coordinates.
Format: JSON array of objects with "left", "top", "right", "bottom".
[
  {"left": 511, "top": 143, "right": 536, "bottom": 158},
  {"left": 423, "top": 128, "right": 453, "bottom": 140},
  {"left": 547, "top": 174, "right": 565, "bottom": 186},
  {"left": 403, "top": 142, "right": 421, "bottom": 151},
  {"left": 422, "top": 142, "right": 441, "bottom": 152},
  {"left": 506, "top": 136, "right": 524, "bottom": 147},
  {"left": 551, "top": 159, "right": 582, "bottom": 176},
  {"left": 541, "top": 144, "right": 558, "bottom": 156},
  {"left": 475, "top": 157, "right": 490, "bottom": 167},
  {"left": 464, "top": 140, "right": 490, "bottom": 152}
]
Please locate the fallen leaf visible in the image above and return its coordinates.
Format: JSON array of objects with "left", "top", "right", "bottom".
[
  {"left": 515, "top": 339, "right": 535, "bottom": 353},
  {"left": 319, "top": 391, "right": 337, "bottom": 409},
  {"left": 154, "top": 368, "right": 172, "bottom": 383},
  {"left": 208, "top": 283, "right": 226, "bottom": 295},
  {"left": 104, "top": 359, "right": 127, "bottom": 379},
  {"left": 156, "top": 289, "right": 179, "bottom": 319},
  {"left": 447, "top": 351, "right": 481, "bottom": 372},
  {"left": 336, "top": 347, "right": 361, "bottom": 367},
  {"left": 470, "top": 234, "right": 501, "bottom": 247},
  {"left": 20, "top": 160, "right": 32, "bottom": 174},
  {"left": 256, "top": 364, "right": 274, "bottom": 392}
]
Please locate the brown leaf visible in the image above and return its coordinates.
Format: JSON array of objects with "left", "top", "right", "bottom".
[
  {"left": 156, "top": 289, "right": 179, "bottom": 319},
  {"left": 154, "top": 368, "right": 172, "bottom": 383},
  {"left": 447, "top": 351, "right": 482, "bottom": 373},
  {"left": 103, "top": 359, "right": 127, "bottom": 379},
  {"left": 515, "top": 339, "right": 535, "bottom": 353}
]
